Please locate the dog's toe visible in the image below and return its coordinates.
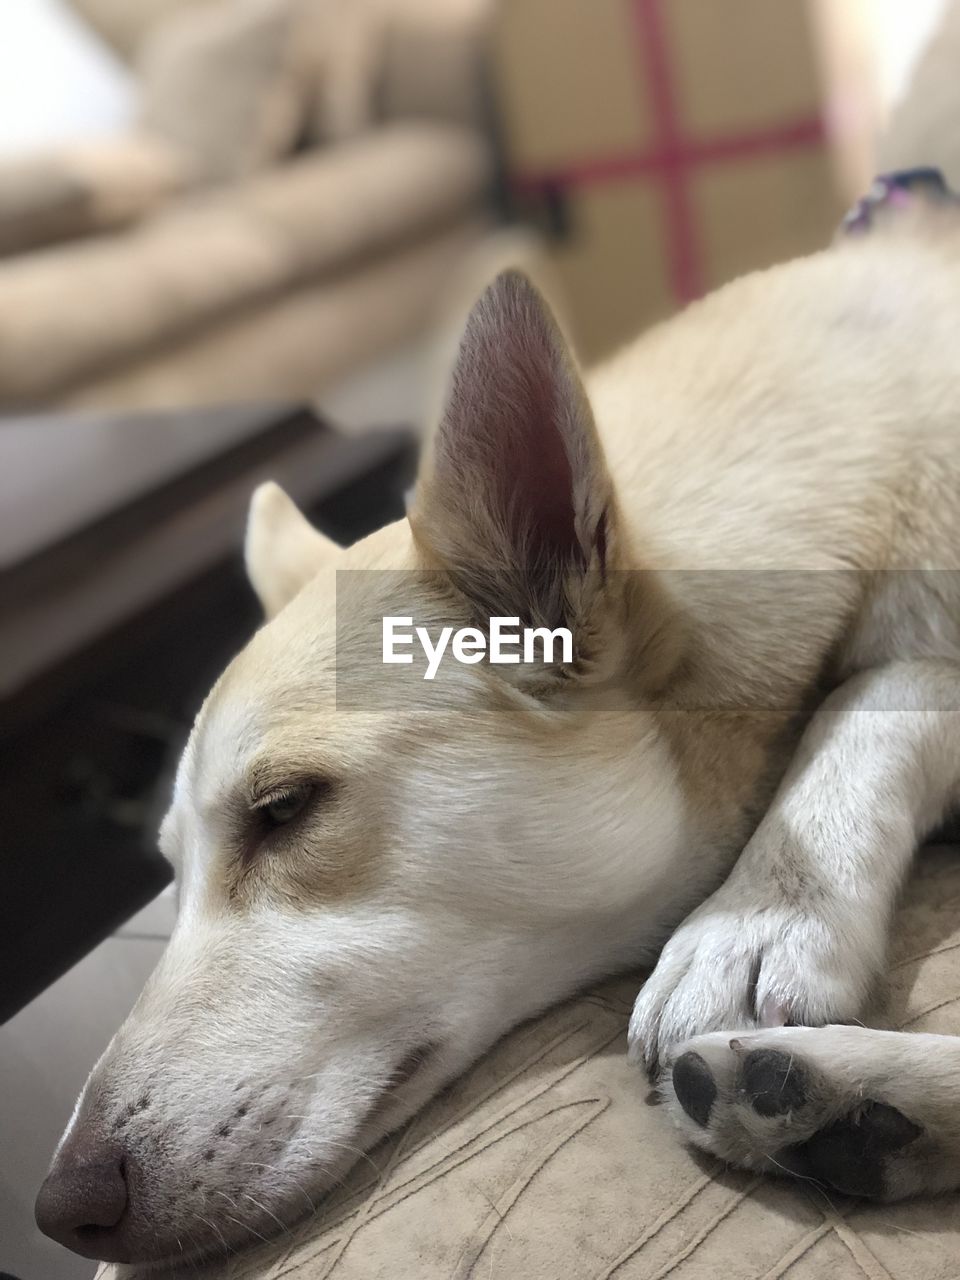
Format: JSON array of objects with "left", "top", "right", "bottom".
[
  {"left": 671, "top": 1051, "right": 717, "bottom": 1128},
  {"left": 738, "top": 1047, "right": 809, "bottom": 1117}
]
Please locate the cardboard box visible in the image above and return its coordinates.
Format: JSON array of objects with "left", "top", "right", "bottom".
[{"left": 493, "top": 0, "right": 844, "bottom": 362}]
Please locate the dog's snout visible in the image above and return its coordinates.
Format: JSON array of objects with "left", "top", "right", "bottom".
[{"left": 35, "top": 1140, "right": 129, "bottom": 1260}]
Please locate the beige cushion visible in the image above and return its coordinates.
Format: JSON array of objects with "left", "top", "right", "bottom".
[
  {"left": 98, "top": 844, "right": 960, "bottom": 1280},
  {"left": 136, "top": 0, "right": 393, "bottom": 182},
  {"left": 290, "top": 0, "right": 383, "bottom": 145},
  {"left": 229, "top": 123, "right": 489, "bottom": 272},
  {"left": 0, "top": 122, "right": 489, "bottom": 402},
  {"left": 138, "top": 0, "right": 304, "bottom": 181},
  {"left": 61, "top": 219, "right": 489, "bottom": 412},
  {"left": 72, "top": 0, "right": 492, "bottom": 160},
  {"left": 0, "top": 136, "right": 189, "bottom": 258},
  {"left": 0, "top": 162, "right": 93, "bottom": 260},
  {"left": 378, "top": 0, "right": 491, "bottom": 130},
  {"left": 67, "top": 0, "right": 218, "bottom": 60}
]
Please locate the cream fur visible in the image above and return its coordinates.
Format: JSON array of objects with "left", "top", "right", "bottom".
[{"left": 38, "top": 205, "right": 960, "bottom": 1263}]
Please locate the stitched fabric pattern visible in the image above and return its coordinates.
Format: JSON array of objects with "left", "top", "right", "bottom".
[{"left": 99, "top": 845, "right": 960, "bottom": 1280}]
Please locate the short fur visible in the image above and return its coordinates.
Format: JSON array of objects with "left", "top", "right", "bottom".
[{"left": 37, "top": 193, "right": 960, "bottom": 1267}]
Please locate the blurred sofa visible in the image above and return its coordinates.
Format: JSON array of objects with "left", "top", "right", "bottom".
[{"left": 0, "top": 0, "right": 494, "bottom": 411}]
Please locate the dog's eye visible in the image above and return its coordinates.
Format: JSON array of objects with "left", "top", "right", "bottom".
[{"left": 260, "top": 785, "right": 312, "bottom": 826}]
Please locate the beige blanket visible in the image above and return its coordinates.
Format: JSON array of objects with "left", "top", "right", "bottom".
[{"left": 100, "top": 845, "right": 960, "bottom": 1280}]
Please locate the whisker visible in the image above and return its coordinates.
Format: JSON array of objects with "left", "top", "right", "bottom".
[
  {"left": 240, "top": 1191, "right": 291, "bottom": 1236},
  {"left": 765, "top": 1153, "right": 822, "bottom": 1187},
  {"left": 194, "top": 1212, "right": 233, "bottom": 1257},
  {"left": 222, "top": 1213, "right": 272, "bottom": 1246},
  {"left": 238, "top": 1162, "right": 318, "bottom": 1214}
]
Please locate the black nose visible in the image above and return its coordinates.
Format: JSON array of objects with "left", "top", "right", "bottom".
[{"left": 35, "top": 1143, "right": 128, "bottom": 1258}]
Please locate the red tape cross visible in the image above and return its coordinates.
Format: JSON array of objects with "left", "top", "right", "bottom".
[{"left": 511, "top": 0, "right": 825, "bottom": 304}]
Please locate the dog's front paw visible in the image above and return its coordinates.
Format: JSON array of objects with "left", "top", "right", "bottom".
[{"left": 627, "top": 885, "right": 877, "bottom": 1078}]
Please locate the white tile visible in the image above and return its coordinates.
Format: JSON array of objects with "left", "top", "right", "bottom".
[
  {"left": 113, "top": 881, "right": 178, "bottom": 941},
  {"left": 0, "top": 936, "right": 166, "bottom": 1280}
]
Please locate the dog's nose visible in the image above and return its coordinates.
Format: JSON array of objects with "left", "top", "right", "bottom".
[{"left": 35, "top": 1142, "right": 128, "bottom": 1258}]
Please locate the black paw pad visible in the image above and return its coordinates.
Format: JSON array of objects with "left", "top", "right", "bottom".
[
  {"left": 792, "top": 1100, "right": 922, "bottom": 1199},
  {"left": 740, "top": 1048, "right": 808, "bottom": 1117},
  {"left": 672, "top": 1052, "right": 717, "bottom": 1128}
]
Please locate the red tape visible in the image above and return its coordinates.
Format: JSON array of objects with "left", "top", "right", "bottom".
[
  {"left": 510, "top": 0, "right": 826, "bottom": 305},
  {"left": 632, "top": 0, "right": 703, "bottom": 301}
]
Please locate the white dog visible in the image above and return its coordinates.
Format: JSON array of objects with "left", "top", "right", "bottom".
[{"left": 35, "top": 182, "right": 960, "bottom": 1269}]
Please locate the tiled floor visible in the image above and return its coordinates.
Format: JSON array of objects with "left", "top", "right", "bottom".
[{"left": 0, "top": 885, "right": 176, "bottom": 1280}]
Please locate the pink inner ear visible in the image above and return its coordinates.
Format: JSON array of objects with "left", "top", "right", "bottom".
[
  {"left": 435, "top": 272, "right": 583, "bottom": 573},
  {"left": 488, "top": 353, "right": 580, "bottom": 569}
]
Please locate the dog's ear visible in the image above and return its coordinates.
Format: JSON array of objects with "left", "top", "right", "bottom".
[
  {"left": 410, "top": 270, "right": 620, "bottom": 659},
  {"left": 245, "top": 482, "right": 337, "bottom": 618}
]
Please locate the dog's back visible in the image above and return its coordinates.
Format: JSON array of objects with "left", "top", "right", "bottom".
[
  {"left": 593, "top": 219, "right": 960, "bottom": 563},
  {"left": 584, "top": 209, "right": 960, "bottom": 732}
]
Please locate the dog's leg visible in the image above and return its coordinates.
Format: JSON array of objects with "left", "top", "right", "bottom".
[
  {"left": 662, "top": 1025, "right": 960, "bottom": 1200},
  {"left": 629, "top": 660, "right": 960, "bottom": 1075}
]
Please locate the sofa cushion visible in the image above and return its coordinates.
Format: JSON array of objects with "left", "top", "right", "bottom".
[
  {"left": 0, "top": 136, "right": 189, "bottom": 258},
  {"left": 230, "top": 123, "right": 490, "bottom": 272},
  {"left": 136, "top": 0, "right": 396, "bottom": 182},
  {"left": 62, "top": 219, "right": 489, "bottom": 411},
  {"left": 378, "top": 0, "right": 491, "bottom": 131},
  {"left": 70, "top": 0, "right": 493, "bottom": 154},
  {"left": 0, "top": 122, "right": 489, "bottom": 402},
  {"left": 292, "top": 0, "right": 383, "bottom": 146},
  {"left": 97, "top": 844, "right": 960, "bottom": 1280},
  {"left": 67, "top": 0, "right": 217, "bottom": 61},
  {"left": 138, "top": 0, "right": 304, "bottom": 181}
]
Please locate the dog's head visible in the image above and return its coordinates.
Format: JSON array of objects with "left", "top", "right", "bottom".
[{"left": 35, "top": 273, "right": 685, "bottom": 1265}]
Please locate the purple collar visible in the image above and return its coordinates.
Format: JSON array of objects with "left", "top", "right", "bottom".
[{"left": 840, "top": 167, "right": 959, "bottom": 236}]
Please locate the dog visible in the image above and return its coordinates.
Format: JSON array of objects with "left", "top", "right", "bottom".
[{"left": 34, "top": 189, "right": 960, "bottom": 1279}]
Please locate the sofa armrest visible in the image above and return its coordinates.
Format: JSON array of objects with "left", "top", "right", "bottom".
[
  {"left": 0, "top": 122, "right": 490, "bottom": 405},
  {"left": 0, "top": 134, "right": 190, "bottom": 258}
]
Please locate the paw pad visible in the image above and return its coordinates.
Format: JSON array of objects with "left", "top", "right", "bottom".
[
  {"left": 739, "top": 1048, "right": 808, "bottom": 1117},
  {"left": 672, "top": 1051, "right": 717, "bottom": 1128},
  {"left": 792, "top": 1100, "right": 922, "bottom": 1198}
]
